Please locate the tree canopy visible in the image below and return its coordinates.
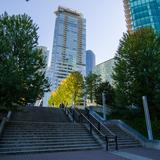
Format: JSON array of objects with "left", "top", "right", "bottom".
[
  {"left": 85, "top": 73, "right": 101, "bottom": 103},
  {"left": 48, "top": 71, "right": 84, "bottom": 107},
  {"left": 0, "top": 13, "right": 49, "bottom": 111},
  {"left": 95, "top": 80, "right": 115, "bottom": 106},
  {"left": 113, "top": 28, "right": 160, "bottom": 120}
]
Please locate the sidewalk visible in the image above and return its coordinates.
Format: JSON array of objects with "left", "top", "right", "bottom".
[
  {"left": 1, "top": 147, "right": 160, "bottom": 160},
  {"left": 112, "top": 147, "right": 160, "bottom": 160},
  {"left": 0, "top": 150, "right": 128, "bottom": 160}
]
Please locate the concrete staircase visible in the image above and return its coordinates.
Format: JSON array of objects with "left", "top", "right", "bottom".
[
  {"left": 105, "top": 124, "right": 141, "bottom": 149},
  {"left": 10, "top": 107, "right": 69, "bottom": 122},
  {"left": 0, "top": 107, "right": 101, "bottom": 154},
  {"left": 78, "top": 109, "right": 142, "bottom": 150}
]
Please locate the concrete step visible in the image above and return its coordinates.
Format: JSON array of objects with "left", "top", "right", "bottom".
[
  {"left": 5, "top": 127, "right": 85, "bottom": 131},
  {"left": 0, "top": 138, "right": 96, "bottom": 144},
  {"left": 2, "top": 132, "right": 91, "bottom": 138},
  {"left": 0, "top": 143, "right": 101, "bottom": 153},
  {"left": 1, "top": 135, "right": 94, "bottom": 141},
  {"left": 108, "top": 141, "right": 140, "bottom": 145},
  {"left": 11, "top": 107, "right": 70, "bottom": 123},
  {"left": 110, "top": 143, "right": 142, "bottom": 149},
  {"left": 7, "top": 121, "right": 77, "bottom": 125},
  {"left": 0, "top": 139, "right": 98, "bottom": 148},
  {"left": 3, "top": 130, "right": 89, "bottom": 135},
  {"left": 0, "top": 145, "right": 101, "bottom": 154}
]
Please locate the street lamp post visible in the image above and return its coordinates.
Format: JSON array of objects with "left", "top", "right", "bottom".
[{"left": 83, "top": 94, "right": 87, "bottom": 109}]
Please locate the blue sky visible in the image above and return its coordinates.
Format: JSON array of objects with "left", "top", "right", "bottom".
[{"left": 0, "top": 0, "right": 126, "bottom": 64}]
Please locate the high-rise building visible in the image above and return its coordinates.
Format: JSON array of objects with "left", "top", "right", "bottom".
[
  {"left": 123, "top": 0, "right": 160, "bottom": 32},
  {"left": 51, "top": 6, "right": 86, "bottom": 91},
  {"left": 86, "top": 50, "right": 95, "bottom": 75},
  {"left": 93, "top": 58, "right": 115, "bottom": 85}
]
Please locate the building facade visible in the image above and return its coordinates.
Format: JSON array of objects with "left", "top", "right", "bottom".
[
  {"left": 51, "top": 6, "right": 86, "bottom": 91},
  {"left": 93, "top": 58, "right": 115, "bottom": 85},
  {"left": 123, "top": 0, "right": 160, "bottom": 32},
  {"left": 86, "top": 50, "right": 95, "bottom": 75}
]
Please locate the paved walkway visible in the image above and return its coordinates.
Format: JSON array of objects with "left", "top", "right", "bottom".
[
  {"left": 1, "top": 147, "right": 160, "bottom": 160},
  {"left": 0, "top": 150, "right": 128, "bottom": 160},
  {"left": 112, "top": 147, "right": 160, "bottom": 160}
]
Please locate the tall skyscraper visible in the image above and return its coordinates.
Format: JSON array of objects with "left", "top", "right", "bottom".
[
  {"left": 86, "top": 50, "right": 95, "bottom": 75},
  {"left": 123, "top": 0, "right": 160, "bottom": 32},
  {"left": 51, "top": 6, "right": 86, "bottom": 91}
]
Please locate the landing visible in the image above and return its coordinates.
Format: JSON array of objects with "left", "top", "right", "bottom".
[{"left": 11, "top": 107, "right": 69, "bottom": 122}]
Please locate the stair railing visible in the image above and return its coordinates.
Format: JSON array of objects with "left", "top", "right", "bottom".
[
  {"left": 89, "top": 112, "right": 118, "bottom": 150},
  {"left": 64, "top": 107, "right": 109, "bottom": 150},
  {"left": 77, "top": 109, "right": 118, "bottom": 150},
  {"left": 64, "top": 107, "right": 118, "bottom": 150},
  {"left": 75, "top": 109, "right": 110, "bottom": 151},
  {"left": 63, "top": 107, "right": 74, "bottom": 121},
  {"left": 84, "top": 108, "right": 118, "bottom": 150}
]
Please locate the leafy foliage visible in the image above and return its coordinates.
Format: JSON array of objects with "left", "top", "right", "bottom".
[
  {"left": 113, "top": 28, "right": 160, "bottom": 120},
  {"left": 48, "top": 71, "right": 84, "bottom": 107},
  {"left": 85, "top": 73, "right": 101, "bottom": 103},
  {"left": 95, "top": 81, "right": 115, "bottom": 106},
  {"left": 0, "top": 12, "right": 49, "bottom": 111}
]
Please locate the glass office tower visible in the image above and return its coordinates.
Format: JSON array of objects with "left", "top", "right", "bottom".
[
  {"left": 51, "top": 6, "right": 86, "bottom": 91},
  {"left": 86, "top": 50, "right": 95, "bottom": 75},
  {"left": 123, "top": 0, "right": 160, "bottom": 32},
  {"left": 93, "top": 58, "right": 115, "bottom": 85}
]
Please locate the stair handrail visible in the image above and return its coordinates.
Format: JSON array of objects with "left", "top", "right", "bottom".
[
  {"left": 89, "top": 112, "right": 118, "bottom": 150},
  {"left": 88, "top": 110, "right": 118, "bottom": 150},
  {"left": 90, "top": 112, "right": 116, "bottom": 137},
  {"left": 63, "top": 107, "right": 75, "bottom": 122},
  {"left": 64, "top": 108, "right": 109, "bottom": 150},
  {"left": 64, "top": 107, "right": 118, "bottom": 150},
  {"left": 81, "top": 112, "right": 105, "bottom": 136},
  {"left": 75, "top": 110, "right": 109, "bottom": 151},
  {"left": 76, "top": 109, "right": 118, "bottom": 150}
]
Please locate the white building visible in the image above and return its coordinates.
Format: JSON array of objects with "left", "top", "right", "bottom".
[{"left": 50, "top": 6, "right": 86, "bottom": 91}]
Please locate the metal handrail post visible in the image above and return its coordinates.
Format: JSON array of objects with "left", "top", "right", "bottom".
[
  {"left": 72, "top": 109, "right": 74, "bottom": 122},
  {"left": 89, "top": 123, "right": 92, "bottom": 134},
  {"left": 105, "top": 136, "right": 108, "bottom": 151},
  {"left": 98, "top": 122, "right": 101, "bottom": 131},
  {"left": 79, "top": 114, "right": 81, "bottom": 123},
  {"left": 115, "top": 136, "right": 118, "bottom": 150}
]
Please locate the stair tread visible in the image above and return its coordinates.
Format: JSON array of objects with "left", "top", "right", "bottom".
[{"left": 0, "top": 146, "right": 102, "bottom": 154}]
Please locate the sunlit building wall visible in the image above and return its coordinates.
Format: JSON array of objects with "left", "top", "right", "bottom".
[
  {"left": 50, "top": 6, "right": 86, "bottom": 91},
  {"left": 93, "top": 58, "right": 115, "bottom": 85},
  {"left": 86, "top": 50, "right": 95, "bottom": 75}
]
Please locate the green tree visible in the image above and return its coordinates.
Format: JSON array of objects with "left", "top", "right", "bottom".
[
  {"left": 113, "top": 28, "right": 160, "bottom": 120},
  {"left": 0, "top": 13, "right": 49, "bottom": 111},
  {"left": 85, "top": 73, "right": 101, "bottom": 103},
  {"left": 95, "top": 81, "right": 115, "bottom": 106}
]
